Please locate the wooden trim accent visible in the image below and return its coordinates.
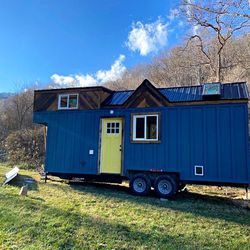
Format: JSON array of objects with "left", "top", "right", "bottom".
[
  {"left": 171, "top": 99, "right": 248, "bottom": 106},
  {"left": 43, "top": 126, "right": 47, "bottom": 151},
  {"left": 102, "top": 99, "right": 248, "bottom": 109},
  {"left": 130, "top": 112, "right": 161, "bottom": 144},
  {"left": 34, "top": 86, "right": 113, "bottom": 94},
  {"left": 121, "top": 118, "right": 125, "bottom": 175},
  {"left": 97, "top": 119, "right": 102, "bottom": 175},
  {"left": 131, "top": 140, "right": 162, "bottom": 144}
]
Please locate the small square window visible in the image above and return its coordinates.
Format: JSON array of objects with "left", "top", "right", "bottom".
[
  {"left": 58, "top": 94, "right": 78, "bottom": 109},
  {"left": 106, "top": 122, "right": 120, "bottom": 134},
  {"left": 195, "top": 166, "right": 204, "bottom": 176}
]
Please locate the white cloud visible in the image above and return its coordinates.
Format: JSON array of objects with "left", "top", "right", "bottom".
[
  {"left": 50, "top": 54, "right": 126, "bottom": 88},
  {"left": 51, "top": 74, "right": 77, "bottom": 87},
  {"left": 96, "top": 55, "right": 126, "bottom": 83},
  {"left": 76, "top": 74, "right": 97, "bottom": 86},
  {"left": 126, "top": 18, "right": 168, "bottom": 56},
  {"left": 167, "top": 8, "right": 179, "bottom": 21}
]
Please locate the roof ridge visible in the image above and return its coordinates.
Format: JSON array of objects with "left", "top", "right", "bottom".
[{"left": 112, "top": 89, "right": 133, "bottom": 92}]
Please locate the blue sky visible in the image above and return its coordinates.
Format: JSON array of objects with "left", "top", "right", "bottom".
[{"left": 0, "top": 0, "right": 185, "bottom": 92}]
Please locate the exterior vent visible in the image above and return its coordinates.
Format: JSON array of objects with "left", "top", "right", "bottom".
[{"left": 195, "top": 165, "right": 204, "bottom": 176}]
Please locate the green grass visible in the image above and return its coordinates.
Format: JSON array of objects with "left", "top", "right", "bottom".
[{"left": 0, "top": 165, "right": 249, "bottom": 250}]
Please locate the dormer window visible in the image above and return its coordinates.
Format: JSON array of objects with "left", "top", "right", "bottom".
[{"left": 58, "top": 94, "right": 78, "bottom": 110}]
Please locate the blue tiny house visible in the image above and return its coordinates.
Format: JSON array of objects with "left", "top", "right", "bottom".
[{"left": 33, "top": 79, "right": 250, "bottom": 198}]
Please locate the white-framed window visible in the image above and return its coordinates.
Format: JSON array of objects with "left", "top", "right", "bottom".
[
  {"left": 132, "top": 113, "right": 159, "bottom": 142},
  {"left": 58, "top": 94, "right": 78, "bottom": 110},
  {"left": 195, "top": 165, "right": 204, "bottom": 176}
]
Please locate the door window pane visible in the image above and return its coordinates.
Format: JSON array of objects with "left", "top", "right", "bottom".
[{"left": 107, "top": 122, "right": 120, "bottom": 134}]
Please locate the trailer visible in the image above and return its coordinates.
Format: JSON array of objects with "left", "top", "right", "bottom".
[{"left": 33, "top": 79, "right": 250, "bottom": 198}]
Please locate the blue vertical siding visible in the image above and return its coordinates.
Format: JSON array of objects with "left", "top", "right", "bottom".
[
  {"left": 204, "top": 107, "right": 217, "bottom": 179},
  {"left": 33, "top": 103, "right": 250, "bottom": 184},
  {"left": 218, "top": 107, "right": 231, "bottom": 179},
  {"left": 179, "top": 108, "right": 191, "bottom": 178}
]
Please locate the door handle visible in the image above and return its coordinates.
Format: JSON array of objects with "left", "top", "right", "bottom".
[{"left": 119, "top": 145, "right": 122, "bottom": 151}]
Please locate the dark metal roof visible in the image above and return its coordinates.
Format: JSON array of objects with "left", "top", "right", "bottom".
[
  {"left": 104, "top": 82, "right": 248, "bottom": 105},
  {"left": 104, "top": 90, "right": 133, "bottom": 105},
  {"left": 159, "top": 86, "right": 203, "bottom": 102}
]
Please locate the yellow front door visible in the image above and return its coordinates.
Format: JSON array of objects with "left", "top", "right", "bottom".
[{"left": 100, "top": 118, "right": 123, "bottom": 174}]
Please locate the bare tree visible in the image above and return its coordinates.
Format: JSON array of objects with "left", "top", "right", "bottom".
[
  {"left": 181, "top": 0, "right": 250, "bottom": 82},
  {"left": 3, "top": 89, "right": 34, "bottom": 131},
  {"left": 106, "top": 34, "right": 250, "bottom": 90}
]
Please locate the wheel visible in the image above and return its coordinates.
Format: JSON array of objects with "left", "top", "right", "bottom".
[
  {"left": 154, "top": 175, "right": 177, "bottom": 198},
  {"left": 129, "top": 174, "right": 151, "bottom": 196}
]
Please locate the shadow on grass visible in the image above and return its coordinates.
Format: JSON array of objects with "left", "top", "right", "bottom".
[
  {"left": 0, "top": 191, "right": 200, "bottom": 250},
  {"left": 6, "top": 174, "right": 39, "bottom": 191},
  {"left": 68, "top": 181, "right": 250, "bottom": 227}
]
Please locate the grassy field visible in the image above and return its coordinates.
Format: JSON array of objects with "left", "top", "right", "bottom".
[{"left": 0, "top": 165, "right": 249, "bottom": 250}]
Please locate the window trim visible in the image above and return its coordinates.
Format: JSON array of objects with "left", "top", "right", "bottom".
[
  {"left": 58, "top": 93, "right": 79, "bottom": 110},
  {"left": 194, "top": 165, "right": 204, "bottom": 176},
  {"left": 131, "top": 113, "right": 160, "bottom": 143}
]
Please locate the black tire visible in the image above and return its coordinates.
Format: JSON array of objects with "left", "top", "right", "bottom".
[
  {"left": 154, "top": 175, "right": 177, "bottom": 198},
  {"left": 129, "top": 174, "right": 151, "bottom": 196}
]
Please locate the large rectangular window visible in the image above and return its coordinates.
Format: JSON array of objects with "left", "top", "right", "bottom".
[
  {"left": 58, "top": 94, "right": 78, "bottom": 110},
  {"left": 132, "top": 113, "right": 159, "bottom": 142}
]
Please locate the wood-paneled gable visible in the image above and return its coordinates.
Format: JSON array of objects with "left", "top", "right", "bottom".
[
  {"left": 34, "top": 87, "right": 112, "bottom": 111},
  {"left": 123, "top": 79, "right": 169, "bottom": 108}
]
